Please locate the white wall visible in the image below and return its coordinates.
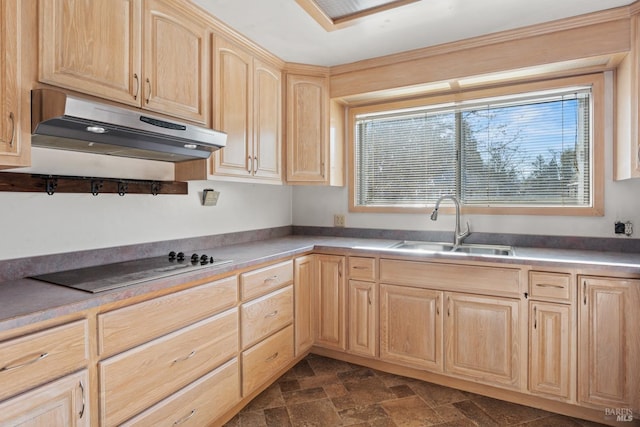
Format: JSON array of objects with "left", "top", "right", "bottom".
[
  {"left": 0, "top": 148, "right": 292, "bottom": 260},
  {"left": 292, "top": 73, "right": 640, "bottom": 239},
  {"left": 4, "top": 74, "right": 639, "bottom": 261}
]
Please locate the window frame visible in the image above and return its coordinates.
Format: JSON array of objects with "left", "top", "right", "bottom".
[{"left": 348, "top": 74, "right": 604, "bottom": 216}]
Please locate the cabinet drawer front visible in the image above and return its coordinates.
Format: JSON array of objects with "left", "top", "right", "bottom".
[
  {"left": 529, "top": 271, "right": 571, "bottom": 302},
  {"left": 242, "top": 324, "right": 294, "bottom": 396},
  {"left": 121, "top": 358, "right": 240, "bottom": 427},
  {"left": 99, "top": 308, "right": 238, "bottom": 427},
  {"left": 380, "top": 259, "right": 520, "bottom": 297},
  {"left": 241, "top": 260, "right": 293, "bottom": 300},
  {"left": 241, "top": 285, "right": 293, "bottom": 348},
  {"left": 0, "top": 320, "right": 88, "bottom": 401},
  {"left": 98, "top": 276, "right": 238, "bottom": 356},
  {"left": 349, "top": 257, "right": 376, "bottom": 281}
]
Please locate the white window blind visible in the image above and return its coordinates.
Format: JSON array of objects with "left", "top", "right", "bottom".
[{"left": 354, "top": 87, "right": 592, "bottom": 209}]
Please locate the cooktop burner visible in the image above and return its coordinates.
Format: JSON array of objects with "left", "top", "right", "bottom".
[{"left": 30, "top": 251, "right": 232, "bottom": 293}]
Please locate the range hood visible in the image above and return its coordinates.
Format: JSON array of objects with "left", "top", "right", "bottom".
[{"left": 31, "top": 89, "right": 226, "bottom": 162}]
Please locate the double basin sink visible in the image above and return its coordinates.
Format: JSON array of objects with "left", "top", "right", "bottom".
[{"left": 387, "top": 241, "right": 514, "bottom": 256}]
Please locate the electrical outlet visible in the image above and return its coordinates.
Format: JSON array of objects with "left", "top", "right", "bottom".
[
  {"left": 614, "top": 221, "right": 633, "bottom": 236},
  {"left": 334, "top": 214, "right": 346, "bottom": 227}
]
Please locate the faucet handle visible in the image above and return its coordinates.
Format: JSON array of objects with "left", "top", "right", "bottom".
[{"left": 459, "top": 221, "right": 471, "bottom": 239}]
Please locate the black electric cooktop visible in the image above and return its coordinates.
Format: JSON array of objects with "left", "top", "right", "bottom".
[{"left": 30, "top": 251, "right": 232, "bottom": 293}]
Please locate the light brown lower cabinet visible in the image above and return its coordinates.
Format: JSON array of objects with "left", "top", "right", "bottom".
[
  {"left": 528, "top": 301, "right": 572, "bottom": 400},
  {"left": 241, "top": 285, "right": 293, "bottom": 349},
  {"left": 0, "top": 319, "right": 89, "bottom": 402},
  {"left": 121, "top": 358, "right": 240, "bottom": 426},
  {"left": 242, "top": 324, "right": 294, "bottom": 396},
  {"left": 99, "top": 308, "right": 238, "bottom": 427},
  {"left": 380, "top": 284, "right": 520, "bottom": 389},
  {"left": 444, "top": 293, "right": 521, "bottom": 389},
  {"left": 5, "top": 255, "right": 640, "bottom": 427},
  {"left": 579, "top": 276, "right": 640, "bottom": 412},
  {"left": 348, "top": 280, "right": 377, "bottom": 357},
  {"left": 295, "top": 255, "right": 315, "bottom": 355},
  {"left": 315, "top": 254, "right": 346, "bottom": 351},
  {"left": 0, "top": 370, "right": 89, "bottom": 427},
  {"left": 380, "top": 284, "right": 443, "bottom": 371}
]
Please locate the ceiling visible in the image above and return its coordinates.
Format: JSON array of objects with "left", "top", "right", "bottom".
[{"left": 193, "top": 0, "right": 633, "bottom": 67}]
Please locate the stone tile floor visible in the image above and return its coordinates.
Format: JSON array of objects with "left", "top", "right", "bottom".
[{"left": 224, "top": 354, "right": 606, "bottom": 426}]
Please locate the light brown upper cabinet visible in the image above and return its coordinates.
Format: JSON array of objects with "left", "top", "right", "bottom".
[
  {"left": 0, "top": 0, "right": 29, "bottom": 168},
  {"left": 175, "top": 38, "right": 283, "bottom": 183},
  {"left": 39, "top": 0, "right": 210, "bottom": 125},
  {"left": 615, "top": 13, "right": 640, "bottom": 180},
  {"left": 285, "top": 71, "right": 344, "bottom": 186},
  {"left": 212, "top": 38, "right": 282, "bottom": 182}
]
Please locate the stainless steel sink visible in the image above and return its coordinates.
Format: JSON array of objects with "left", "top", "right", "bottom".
[
  {"left": 390, "top": 241, "right": 514, "bottom": 256},
  {"left": 451, "top": 244, "right": 514, "bottom": 256},
  {"left": 390, "top": 241, "right": 455, "bottom": 252}
]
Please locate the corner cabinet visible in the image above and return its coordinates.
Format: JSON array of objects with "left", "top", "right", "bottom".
[
  {"left": 285, "top": 71, "right": 344, "bottom": 186},
  {"left": 0, "top": 0, "right": 29, "bottom": 168},
  {"left": 39, "top": 0, "right": 210, "bottom": 125},
  {"left": 578, "top": 276, "right": 640, "bottom": 413}
]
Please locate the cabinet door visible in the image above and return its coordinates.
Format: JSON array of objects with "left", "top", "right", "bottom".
[
  {"left": 445, "top": 293, "right": 520, "bottom": 388},
  {"left": 0, "top": 370, "right": 89, "bottom": 427},
  {"left": 286, "top": 74, "right": 329, "bottom": 183},
  {"left": 295, "top": 255, "right": 315, "bottom": 355},
  {"left": 529, "top": 301, "right": 573, "bottom": 400},
  {"left": 253, "top": 59, "right": 282, "bottom": 181},
  {"left": 0, "top": 0, "right": 26, "bottom": 167},
  {"left": 349, "top": 280, "right": 377, "bottom": 357},
  {"left": 213, "top": 37, "right": 252, "bottom": 176},
  {"left": 315, "top": 255, "right": 346, "bottom": 350},
  {"left": 579, "top": 276, "right": 640, "bottom": 411},
  {"left": 380, "top": 284, "right": 442, "bottom": 371},
  {"left": 39, "top": 0, "right": 141, "bottom": 106},
  {"left": 143, "top": 0, "right": 210, "bottom": 124}
]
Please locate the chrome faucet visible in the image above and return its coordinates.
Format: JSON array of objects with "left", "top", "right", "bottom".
[{"left": 430, "top": 195, "right": 470, "bottom": 247}]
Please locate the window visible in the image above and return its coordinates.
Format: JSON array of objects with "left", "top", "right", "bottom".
[{"left": 350, "top": 75, "right": 604, "bottom": 215}]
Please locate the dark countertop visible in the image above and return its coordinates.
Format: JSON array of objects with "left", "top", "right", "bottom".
[{"left": 2, "top": 235, "right": 640, "bottom": 333}]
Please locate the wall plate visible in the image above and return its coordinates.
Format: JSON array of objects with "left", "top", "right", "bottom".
[{"left": 202, "top": 189, "right": 220, "bottom": 206}]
